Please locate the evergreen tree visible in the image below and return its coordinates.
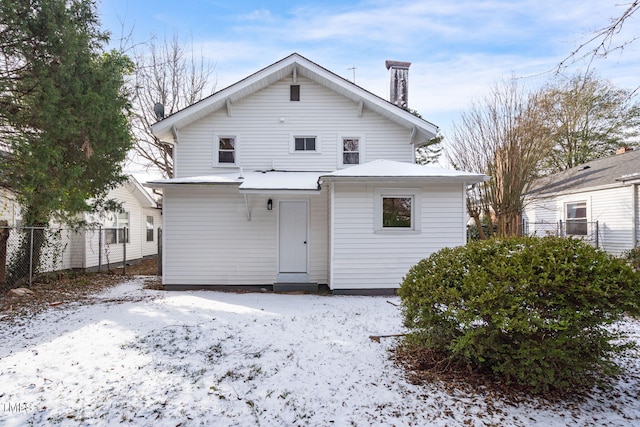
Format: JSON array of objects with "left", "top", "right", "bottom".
[{"left": 0, "top": 0, "right": 133, "bottom": 284}]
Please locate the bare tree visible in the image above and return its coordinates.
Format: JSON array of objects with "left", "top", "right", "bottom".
[
  {"left": 538, "top": 71, "right": 639, "bottom": 173},
  {"left": 130, "top": 33, "right": 215, "bottom": 177},
  {"left": 559, "top": 1, "right": 639, "bottom": 91},
  {"left": 447, "top": 79, "right": 552, "bottom": 237}
]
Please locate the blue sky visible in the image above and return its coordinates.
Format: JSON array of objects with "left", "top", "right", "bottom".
[{"left": 98, "top": 0, "right": 639, "bottom": 140}]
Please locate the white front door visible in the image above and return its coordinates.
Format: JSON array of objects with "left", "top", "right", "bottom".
[{"left": 279, "top": 201, "right": 308, "bottom": 273}]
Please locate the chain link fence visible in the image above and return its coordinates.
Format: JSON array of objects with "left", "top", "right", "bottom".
[
  {"left": 0, "top": 225, "right": 132, "bottom": 291},
  {"left": 523, "top": 220, "right": 599, "bottom": 247}
]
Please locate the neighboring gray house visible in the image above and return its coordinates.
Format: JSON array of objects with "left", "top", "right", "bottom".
[
  {"left": 523, "top": 148, "right": 640, "bottom": 256},
  {"left": 148, "top": 53, "right": 487, "bottom": 293}
]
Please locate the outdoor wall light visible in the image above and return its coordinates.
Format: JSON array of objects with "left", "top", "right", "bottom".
[{"left": 267, "top": 199, "right": 273, "bottom": 210}]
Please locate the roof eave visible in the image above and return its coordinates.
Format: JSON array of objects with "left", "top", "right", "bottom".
[{"left": 151, "top": 53, "right": 439, "bottom": 143}]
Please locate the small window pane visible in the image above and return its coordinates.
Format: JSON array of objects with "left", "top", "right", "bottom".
[
  {"left": 219, "top": 138, "right": 235, "bottom": 150},
  {"left": 305, "top": 138, "right": 315, "bottom": 151},
  {"left": 343, "top": 138, "right": 359, "bottom": 152},
  {"left": 382, "top": 197, "right": 412, "bottom": 228},
  {"left": 219, "top": 151, "right": 235, "bottom": 164},
  {"left": 105, "top": 229, "right": 117, "bottom": 244},
  {"left": 295, "top": 137, "right": 305, "bottom": 151},
  {"left": 343, "top": 153, "right": 359, "bottom": 164}
]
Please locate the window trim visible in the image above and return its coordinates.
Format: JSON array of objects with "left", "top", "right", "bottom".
[
  {"left": 565, "top": 200, "right": 588, "bottom": 236},
  {"left": 213, "top": 134, "right": 238, "bottom": 167},
  {"left": 289, "top": 133, "right": 321, "bottom": 153},
  {"left": 374, "top": 188, "right": 421, "bottom": 233},
  {"left": 338, "top": 134, "right": 365, "bottom": 167}
]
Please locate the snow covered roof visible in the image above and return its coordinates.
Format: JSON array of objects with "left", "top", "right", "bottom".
[
  {"left": 146, "top": 161, "right": 488, "bottom": 191},
  {"left": 240, "top": 171, "right": 324, "bottom": 192},
  {"left": 151, "top": 53, "right": 438, "bottom": 146},
  {"left": 145, "top": 171, "right": 324, "bottom": 193},
  {"left": 321, "top": 160, "right": 488, "bottom": 183}
]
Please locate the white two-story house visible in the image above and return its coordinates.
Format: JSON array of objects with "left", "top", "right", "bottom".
[{"left": 148, "top": 53, "right": 486, "bottom": 293}]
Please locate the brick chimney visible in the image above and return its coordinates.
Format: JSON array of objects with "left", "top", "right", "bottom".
[{"left": 385, "top": 60, "right": 411, "bottom": 109}]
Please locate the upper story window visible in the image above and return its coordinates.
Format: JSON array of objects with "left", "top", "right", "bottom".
[
  {"left": 342, "top": 138, "right": 360, "bottom": 165},
  {"left": 294, "top": 137, "right": 316, "bottom": 151},
  {"left": 218, "top": 137, "right": 236, "bottom": 164},
  {"left": 290, "top": 85, "right": 300, "bottom": 101},
  {"left": 566, "top": 201, "right": 587, "bottom": 235}
]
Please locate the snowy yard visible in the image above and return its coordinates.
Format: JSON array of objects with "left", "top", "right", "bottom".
[{"left": 1, "top": 278, "right": 639, "bottom": 426}]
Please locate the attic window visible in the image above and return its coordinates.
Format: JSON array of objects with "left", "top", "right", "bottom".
[{"left": 290, "top": 85, "right": 300, "bottom": 101}]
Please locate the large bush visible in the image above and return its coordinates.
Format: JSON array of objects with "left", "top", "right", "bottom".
[{"left": 398, "top": 236, "right": 640, "bottom": 393}]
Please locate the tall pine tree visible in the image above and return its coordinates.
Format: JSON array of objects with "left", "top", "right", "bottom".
[{"left": 0, "top": 0, "right": 133, "bottom": 284}]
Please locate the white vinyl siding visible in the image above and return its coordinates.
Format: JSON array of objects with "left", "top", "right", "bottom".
[
  {"left": 329, "top": 182, "right": 466, "bottom": 290},
  {"left": 173, "top": 76, "right": 414, "bottom": 178},
  {"left": 82, "top": 182, "right": 160, "bottom": 269},
  {"left": 161, "top": 186, "right": 327, "bottom": 286},
  {"left": 524, "top": 185, "right": 636, "bottom": 256}
]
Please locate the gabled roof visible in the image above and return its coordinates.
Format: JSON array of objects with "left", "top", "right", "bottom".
[
  {"left": 321, "top": 159, "right": 488, "bottom": 183},
  {"left": 528, "top": 149, "right": 640, "bottom": 196},
  {"left": 151, "top": 53, "right": 438, "bottom": 145},
  {"left": 124, "top": 175, "right": 159, "bottom": 208}
]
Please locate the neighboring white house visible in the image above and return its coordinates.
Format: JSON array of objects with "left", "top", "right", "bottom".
[
  {"left": 147, "top": 53, "right": 487, "bottom": 293},
  {"left": 523, "top": 148, "right": 640, "bottom": 256},
  {"left": 0, "top": 175, "right": 162, "bottom": 273}
]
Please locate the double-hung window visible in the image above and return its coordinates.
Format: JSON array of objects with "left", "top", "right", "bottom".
[
  {"left": 105, "top": 211, "right": 130, "bottom": 244},
  {"left": 342, "top": 138, "right": 360, "bottom": 165},
  {"left": 217, "top": 136, "right": 236, "bottom": 165},
  {"left": 565, "top": 201, "right": 587, "bottom": 235}
]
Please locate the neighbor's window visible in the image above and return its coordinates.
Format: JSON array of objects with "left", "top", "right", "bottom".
[
  {"left": 382, "top": 197, "right": 413, "bottom": 228},
  {"left": 105, "top": 211, "right": 130, "bottom": 244},
  {"left": 146, "top": 216, "right": 154, "bottom": 242},
  {"left": 218, "top": 137, "right": 235, "bottom": 164},
  {"left": 566, "top": 201, "right": 587, "bottom": 235},
  {"left": 342, "top": 138, "right": 360, "bottom": 165},
  {"left": 294, "top": 137, "right": 316, "bottom": 151}
]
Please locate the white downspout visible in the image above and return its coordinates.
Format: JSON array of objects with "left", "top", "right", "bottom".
[
  {"left": 329, "top": 182, "right": 335, "bottom": 290},
  {"left": 633, "top": 184, "right": 638, "bottom": 248}
]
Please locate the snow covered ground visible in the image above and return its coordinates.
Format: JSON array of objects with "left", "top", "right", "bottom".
[{"left": 1, "top": 278, "right": 639, "bottom": 426}]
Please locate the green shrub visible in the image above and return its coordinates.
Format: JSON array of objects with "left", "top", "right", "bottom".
[
  {"left": 623, "top": 246, "right": 640, "bottom": 271},
  {"left": 399, "top": 236, "right": 640, "bottom": 393}
]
